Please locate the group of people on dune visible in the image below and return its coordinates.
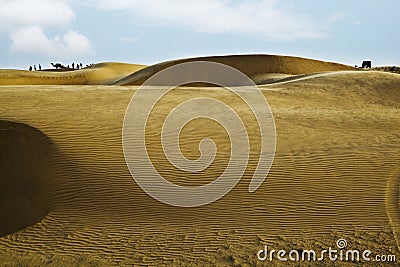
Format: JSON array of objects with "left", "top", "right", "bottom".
[
  {"left": 28, "top": 64, "right": 41, "bottom": 71},
  {"left": 29, "top": 62, "right": 94, "bottom": 71}
]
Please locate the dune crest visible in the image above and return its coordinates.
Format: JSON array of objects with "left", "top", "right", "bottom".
[
  {"left": 0, "top": 62, "right": 146, "bottom": 86},
  {"left": 386, "top": 167, "right": 400, "bottom": 250},
  {"left": 113, "top": 54, "right": 356, "bottom": 86}
]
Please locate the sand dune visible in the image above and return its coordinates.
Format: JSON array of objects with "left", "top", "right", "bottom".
[
  {"left": 374, "top": 66, "right": 400, "bottom": 75},
  {"left": 0, "top": 62, "right": 146, "bottom": 86},
  {"left": 0, "top": 65, "right": 399, "bottom": 265},
  {"left": 0, "top": 55, "right": 355, "bottom": 87},
  {"left": 113, "top": 54, "right": 357, "bottom": 86}
]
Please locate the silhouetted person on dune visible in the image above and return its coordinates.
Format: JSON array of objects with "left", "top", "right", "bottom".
[
  {"left": 34, "top": 65, "right": 37, "bottom": 71},
  {"left": 72, "top": 62, "right": 75, "bottom": 69},
  {"left": 39, "top": 64, "right": 41, "bottom": 71},
  {"left": 29, "top": 66, "right": 32, "bottom": 71}
]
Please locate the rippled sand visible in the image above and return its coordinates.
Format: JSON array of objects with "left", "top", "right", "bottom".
[{"left": 0, "top": 58, "right": 399, "bottom": 266}]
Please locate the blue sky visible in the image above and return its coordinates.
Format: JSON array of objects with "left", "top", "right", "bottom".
[{"left": 0, "top": 0, "right": 399, "bottom": 69}]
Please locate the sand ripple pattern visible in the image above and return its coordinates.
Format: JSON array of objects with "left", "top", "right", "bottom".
[
  {"left": 123, "top": 61, "right": 276, "bottom": 207},
  {"left": 0, "top": 69, "right": 399, "bottom": 265}
]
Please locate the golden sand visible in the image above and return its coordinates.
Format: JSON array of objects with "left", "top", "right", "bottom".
[{"left": 0, "top": 55, "right": 399, "bottom": 266}]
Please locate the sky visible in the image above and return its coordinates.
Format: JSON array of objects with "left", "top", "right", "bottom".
[{"left": 0, "top": 0, "right": 399, "bottom": 69}]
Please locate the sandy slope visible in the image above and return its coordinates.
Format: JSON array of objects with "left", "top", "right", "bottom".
[
  {"left": 0, "top": 62, "right": 146, "bottom": 86},
  {"left": 113, "top": 54, "right": 356, "bottom": 86},
  {"left": 0, "top": 68, "right": 399, "bottom": 266}
]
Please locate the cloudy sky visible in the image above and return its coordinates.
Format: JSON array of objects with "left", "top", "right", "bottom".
[{"left": 0, "top": 0, "right": 398, "bottom": 69}]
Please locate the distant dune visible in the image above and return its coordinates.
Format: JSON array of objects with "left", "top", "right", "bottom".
[
  {"left": 0, "top": 62, "right": 146, "bottom": 86},
  {"left": 0, "top": 55, "right": 357, "bottom": 87},
  {"left": 0, "top": 62, "right": 399, "bottom": 265},
  {"left": 113, "top": 54, "right": 357, "bottom": 86},
  {"left": 373, "top": 66, "right": 400, "bottom": 74}
]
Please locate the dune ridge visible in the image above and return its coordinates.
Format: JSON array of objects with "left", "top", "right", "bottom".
[
  {"left": 0, "top": 55, "right": 357, "bottom": 87},
  {"left": 386, "top": 167, "right": 400, "bottom": 250},
  {"left": 113, "top": 54, "right": 356, "bottom": 86},
  {"left": 0, "top": 62, "right": 146, "bottom": 86}
]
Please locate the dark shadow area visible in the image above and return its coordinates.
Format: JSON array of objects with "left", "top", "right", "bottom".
[{"left": 0, "top": 120, "right": 53, "bottom": 236}]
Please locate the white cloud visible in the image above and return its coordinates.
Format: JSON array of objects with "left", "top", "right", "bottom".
[
  {"left": 10, "top": 26, "right": 92, "bottom": 58},
  {"left": 84, "top": 0, "right": 323, "bottom": 40},
  {"left": 0, "top": 0, "right": 93, "bottom": 57},
  {"left": 0, "top": 0, "right": 75, "bottom": 32}
]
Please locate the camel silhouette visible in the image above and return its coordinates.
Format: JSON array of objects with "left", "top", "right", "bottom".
[{"left": 51, "top": 63, "right": 65, "bottom": 69}]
